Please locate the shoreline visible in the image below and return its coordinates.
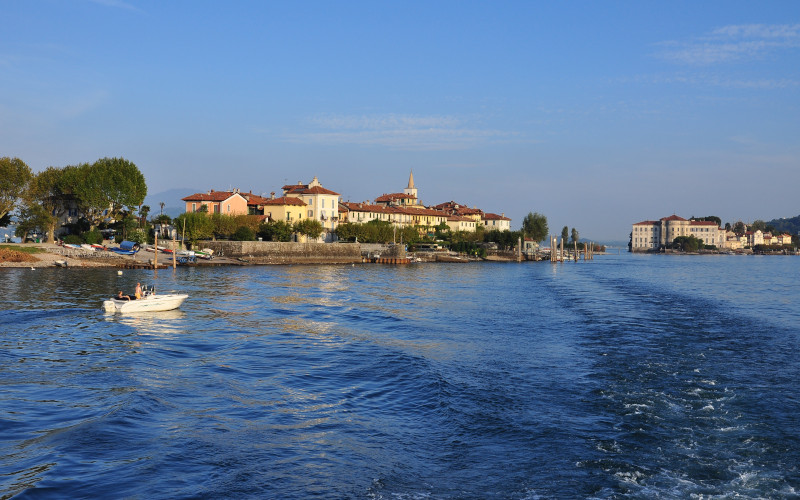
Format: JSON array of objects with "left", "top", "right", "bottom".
[{"left": 0, "top": 242, "right": 548, "bottom": 268}]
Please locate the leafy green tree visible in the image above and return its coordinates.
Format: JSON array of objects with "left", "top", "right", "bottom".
[
  {"left": 173, "top": 212, "right": 214, "bottom": 246},
  {"left": 294, "top": 218, "right": 323, "bottom": 240},
  {"left": 334, "top": 222, "right": 359, "bottom": 242},
  {"left": 0, "top": 157, "right": 33, "bottom": 220},
  {"left": 210, "top": 213, "right": 237, "bottom": 239},
  {"left": 24, "top": 166, "right": 70, "bottom": 242},
  {"left": 14, "top": 203, "right": 51, "bottom": 241},
  {"left": 522, "top": 212, "right": 548, "bottom": 242},
  {"left": 732, "top": 221, "right": 746, "bottom": 236},
  {"left": 258, "top": 220, "right": 294, "bottom": 242},
  {"left": 561, "top": 226, "right": 569, "bottom": 243},
  {"left": 61, "top": 158, "right": 147, "bottom": 230},
  {"left": 571, "top": 228, "right": 579, "bottom": 245},
  {"left": 751, "top": 220, "right": 767, "bottom": 232},
  {"left": 153, "top": 213, "right": 171, "bottom": 225},
  {"left": 672, "top": 235, "right": 704, "bottom": 252},
  {"left": 232, "top": 226, "right": 256, "bottom": 241}
]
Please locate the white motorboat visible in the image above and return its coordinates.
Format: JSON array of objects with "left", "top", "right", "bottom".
[{"left": 103, "top": 286, "right": 188, "bottom": 313}]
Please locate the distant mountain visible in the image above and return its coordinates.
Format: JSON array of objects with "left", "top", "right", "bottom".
[
  {"left": 767, "top": 215, "right": 800, "bottom": 235},
  {"left": 144, "top": 188, "right": 200, "bottom": 218}
]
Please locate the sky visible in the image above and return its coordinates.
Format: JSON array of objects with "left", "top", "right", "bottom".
[{"left": 2, "top": 1, "right": 799, "bottom": 242}]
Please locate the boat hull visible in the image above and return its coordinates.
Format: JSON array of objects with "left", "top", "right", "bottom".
[{"left": 103, "top": 294, "right": 188, "bottom": 313}]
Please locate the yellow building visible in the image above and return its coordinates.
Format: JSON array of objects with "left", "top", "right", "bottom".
[{"left": 261, "top": 195, "right": 307, "bottom": 223}]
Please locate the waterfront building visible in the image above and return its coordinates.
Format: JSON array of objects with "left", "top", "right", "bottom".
[
  {"left": 745, "top": 230, "right": 764, "bottom": 247},
  {"left": 631, "top": 215, "right": 725, "bottom": 251},
  {"left": 339, "top": 202, "right": 405, "bottom": 225},
  {"left": 261, "top": 193, "right": 307, "bottom": 223},
  {"left": 182, "top": 189, "right": 249, "bottom": 215},
  {"left": 282, "top": 176, "right": 341, "bottom": 237},
  {"left": 446, "top": 215, "right": 476, "bottom": 232},
  {"left": 432, "top": 201, "right": 484, "bottom": 225},
  {"left": 482, "top": 213, "right": 512, "bottom": 231}
]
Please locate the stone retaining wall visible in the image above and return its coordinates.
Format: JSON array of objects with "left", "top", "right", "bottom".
[{"left": 197, "top": 241, "right": 362, "bottom": 264}]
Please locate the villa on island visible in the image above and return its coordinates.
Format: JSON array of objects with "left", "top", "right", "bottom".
[
  {"left": 631, "top": 215, "right": 725, "bottom": 251},
  {"left": 180, "top": 171, "right": 513, "bottom": 242}
]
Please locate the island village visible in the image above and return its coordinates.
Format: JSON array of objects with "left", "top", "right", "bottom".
[
  {"left": 3, "top": 168, "right": 568, "bottom": 268},
  {"left": 2, "top": 157, "right": 797, "bottom": 268}
]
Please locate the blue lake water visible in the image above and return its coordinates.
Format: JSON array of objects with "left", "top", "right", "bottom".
[{"left": 1, "top": 253, "right": 799, "bottom": 498}]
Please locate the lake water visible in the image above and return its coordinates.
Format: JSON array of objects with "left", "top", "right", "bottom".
[{"left": 1, "top": 254, "right": 799, "bottom": 498}]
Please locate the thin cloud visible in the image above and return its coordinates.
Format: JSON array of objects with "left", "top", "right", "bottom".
[
  {"left": 657, "top": 23, "right": 800, "bottom": 65},
  {"left": 87, "top": 0, "right": 143, "bottom": 13},
  {"left": 281, "top": 113, "right": 517, "bottom": 151},
  {"left": 627, "top": 73, "right": 800, "bottom": 89}
]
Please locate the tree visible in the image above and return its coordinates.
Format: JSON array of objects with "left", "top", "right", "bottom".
[
  {"left": 259, "top": 220, "right": 293, "bottom": 242},
  {"left": 724, "top": 222, "right": 731, "bottom": 231},
  {"left": 0, "top": 157, "right": 33, "bottom": 220},
  {"left": 22, "top": 166, "right": 68, "bottom": 242},
  {"left": 571, "top": 228, "right": 579, "bottom": 245},
  {"left": 14, "top": 203, "right": 51, "bottom": 241},
  {"left": 173, "top": 212, "right": 214, "bottom": 246},
  {"left": 159, "top": 201, "right": 165, "bottom": 216},
  {"left": 521, "top": 212, "right": 548, "bottom": 242},
  {"left": 138, "top": 205, "right": 150, "bottom": 227},
  {"left": 61, "top": 158, "right": 147, "bottom": 230},
  {"left": 561, "top": 226, "right": 569, "bottom": 243},
  {"left": 232, "top": 226, "right": 255, "bottom": 241},
  {"left": 751, "top": 220, "right": 767, "bottom": 232},
  {"left": 294, "top": 219, "right": 324, "bottom": 240},
  {"left": 153, "top": 213, "right": 171, "bottom": 225},
  {"left": 672, "top": 235, "right": 703, "bottom": 252},
  {"left": 732, "top": 221, "right": 746, "bottom": 236}
]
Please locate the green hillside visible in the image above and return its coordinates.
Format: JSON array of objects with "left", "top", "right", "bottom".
[{"left": 767, "top": 215, "right": 800, "bottom": 235}]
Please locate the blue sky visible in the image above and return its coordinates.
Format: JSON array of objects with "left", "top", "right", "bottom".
[{"left": 2, "top": 1, "right": 799, "bottom": 241}]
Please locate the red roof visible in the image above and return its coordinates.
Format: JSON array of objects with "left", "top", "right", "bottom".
[
  {"left": 340, "top": 202, "right": 400, "bottom": 214},
  {"left": 262, "top": 196, "right": 306, "bottom": 206},
  {"left": 182, "top": 191, "right": 245, "bottom": 202},
  {"left": 660, "top": 215, "right": 687, "bottom": 222},
  {"left": 447, "top": 215, "right": 474, "bottom": 222},
  {"left": 483, "top": 213, "right": 510, "bottom": 221},
  {"left": 375, "top": 193, "right": 415, "bottom": 202}
]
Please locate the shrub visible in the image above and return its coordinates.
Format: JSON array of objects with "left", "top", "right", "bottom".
[
  {"left": 83, "top": 230, "right": 103, "bottom": 245},
  {"left": 63, "top": 234, "right": 83, "bottom": 244},
  {"left": 232, "top": 226, "right": 255, "bottom": 241}
]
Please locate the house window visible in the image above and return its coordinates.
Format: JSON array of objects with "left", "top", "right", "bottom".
[
  {"left": 227, "top": 204, "right": 230, "bottom": 213},
  {"left": 214, "top": 205, "right": 220, "bottom": 213},
  {"left": 192, "top": 203, "right": 197, "bottom": 212},
  {"left": 308, "top": 210, "right": 314, "bottom": 218}
]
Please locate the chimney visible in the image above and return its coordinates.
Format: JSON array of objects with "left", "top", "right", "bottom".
[
  {"left": 271, "top": 192, "right": 276, "bottom": 199},
  {"left": 501, "top": 213, "right": 505, "bottom": 217}
]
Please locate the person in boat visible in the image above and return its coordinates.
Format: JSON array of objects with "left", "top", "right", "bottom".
[
  {"left": 117, "top": 291, "right": 131, "bottom": 301},
  {"left": 135, "top": 282, "right": 142, "bottom": 299}
]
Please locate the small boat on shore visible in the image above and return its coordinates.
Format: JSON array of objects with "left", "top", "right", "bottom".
[
  {"left": 103, "top": 286, "right": 188, "bottom": 313},
  {"left": 108, "top": 241, "right": 140, "bottom": 255}
]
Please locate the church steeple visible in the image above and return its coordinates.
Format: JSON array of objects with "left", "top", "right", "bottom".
[{"left": 403, "top": 170, "right": 418, "bottom": 201}]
